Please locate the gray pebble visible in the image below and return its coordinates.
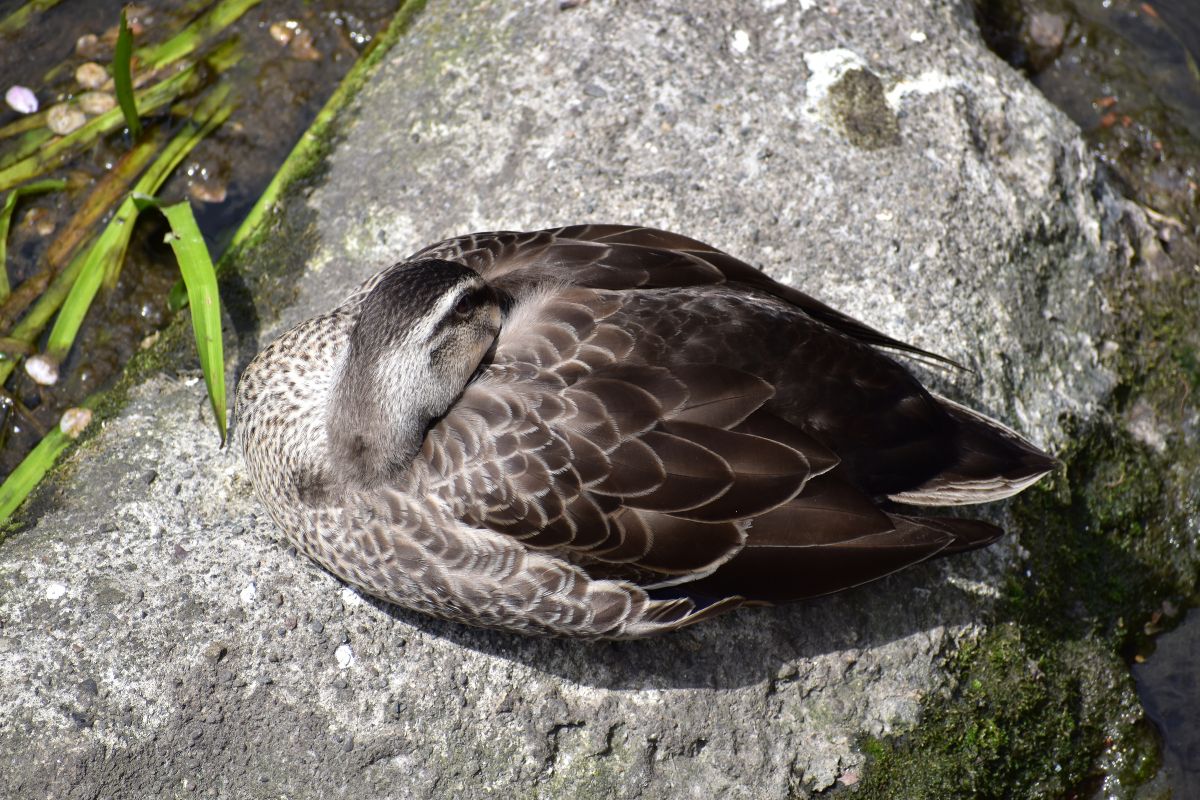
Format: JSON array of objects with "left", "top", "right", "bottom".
[
  {"left": 140, "top": 470, "right": 158, "bottom": 485},
  {"left": 308, "top": 620, "right": 324, "bottom": 635},
  {"left": 204, "top": 642, "right": 228, "bottom": 663}
]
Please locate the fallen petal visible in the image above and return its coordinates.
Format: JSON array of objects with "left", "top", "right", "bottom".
[{"left": 5, "top": 85, "right": 38, "bottom": 114}]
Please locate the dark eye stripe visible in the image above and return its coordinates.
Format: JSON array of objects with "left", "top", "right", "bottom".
[{"left": 428, "top": 284, "right": 493, "bottom": 340}]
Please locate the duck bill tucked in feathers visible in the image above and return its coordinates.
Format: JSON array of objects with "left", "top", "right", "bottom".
[{"left": 235, "top": 225, "right": 1056, "bottom": 638}]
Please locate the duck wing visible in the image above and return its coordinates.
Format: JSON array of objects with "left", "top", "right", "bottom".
[
  {"left": 413, "top": 278, "right": 1005, "bottom": 607},
  {"left": 410, "top": 224, "right": 962, "bottom": 367}
]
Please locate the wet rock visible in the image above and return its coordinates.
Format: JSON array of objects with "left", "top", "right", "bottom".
[
  {"left": 46, "top": 103, "right": 86, "bottom": 135},
  {"left": 74, "top": 62, "right": 108, "bottom": 90},
  {"left": 77, "top": 91, "right": 116, "bottom": 116},
  {"left": 1026, "top": 12, "right": 1068, "bottom": 70},
  {"left": 0, "top": 1, "right": 1136, "bottom": 798}
]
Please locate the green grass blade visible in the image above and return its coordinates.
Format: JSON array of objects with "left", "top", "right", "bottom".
[
  {"left": 0, "top": 109, "right": 48, "bottom": 140},
  {"left": 0, "top": 178, "right": 66, "bottom": 301},
  {"left": 0, "top": 0, "right": 63, "bottom": 36},
  {"left": 144, "top": 198, "right": 227, "bottom": 444},
  {"left": 0, "top": 41, "right": 241, "bottom": 193},
  {"left": 113, "top": 9, "right": 142, "bottom": 140},
  {"left": 137, "top": 0, "right": 263, "bottom": 72},
  {"left": 0, "top": 419, "right": 73, "bottom": 523},
  {"left": 44, "top": 202, "right": 140, "bottom": 364},
  {"left": 0, "top": 128, "right": 54, "bottom": 171},
  {"left": 43, "top": 89, "right": 232, "bottom": 367}
]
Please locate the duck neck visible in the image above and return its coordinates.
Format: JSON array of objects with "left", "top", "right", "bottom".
[{"left": 326, "top": 346, "right": 439, "bottom": 490}]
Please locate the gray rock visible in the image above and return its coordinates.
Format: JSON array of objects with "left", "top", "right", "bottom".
[{"left": 0, "top": 0, "right": 1134, "bottom": 797}]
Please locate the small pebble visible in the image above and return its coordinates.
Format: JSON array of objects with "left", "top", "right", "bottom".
[
  {"left": 22, "top": 207, "right": 56, "bottom": 237},
  {"left": 75, "top": 62, "right": 108, "bottom": 89},
  {"left": 332, "top": 676, "right": 348, "bottom": 689},
  {"left": 140, "top": 469, "right": 158, "bottom": 485},
  {"left": 75, "top": 33, "right": 103, "bottom": 58},
  {"left": 97, "top": 522, "right": 117, "bottom": 534},
  {"left": 730, "top": 29, "right": 750, "bottom": 54},
  {"left": 45, "top": 582, "right": 68, "bottom": 600},
  {"left": 60, "top": 407, "right": 92, "bottom": 438},
  {"left": 239, "top": 582, "right": 257, "bottom": 604},
  {"left": 287, "top": 28, "right": 321, "bottom": 61},
  {"left": 24, "top": 354, "right": 59, "bottom": 385},
  {"left": 133, "top": 589, "right": 145, "bottom": 602},
  {"left": 268, "top": 21, "right": 296, "bottom": 45},
  {"left": 188, "top": 180, "right": 228, "bottom": 204},
  {"left": 79, "top": 678, "right": 99, "bottom": 696},
  {"left": 47, "top": 103, "right": 86, "bottom": 135},
  {"left": 203, "top": 642, "right": 228, "bottom": 663},
  {"left": 77, "top": 91, "right": 116, "bottom": 115},
  {"left": 308, "top": 620, "right": 324, "bottom": 634},
  {"left": 334, "top": 643, "right": 354, "bottom": 669},
  {"left": 5, "top": 85, "right": 38, "bottom": 114}
]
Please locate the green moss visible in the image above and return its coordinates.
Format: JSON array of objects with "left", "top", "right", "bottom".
[
  {"left": 827, "top": 68, "right": 900, "bottom": 150},
  {"left": 854, "top": 625, "right": 1146, "bottom": 799},
  {"left": 848, "top": 185, "right": 1199, "bottom": 800}
]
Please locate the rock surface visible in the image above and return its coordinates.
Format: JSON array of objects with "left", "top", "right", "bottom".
[{"left": 0, "top": 0, "right": 1133, "bottom": 797}]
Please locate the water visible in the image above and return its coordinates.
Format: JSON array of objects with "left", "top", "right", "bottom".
[
  {"left": 1134, "top": 607, "right": 1200, "bottom": 797},
  {"left": 0, "top": 0, "right": 403, "bottom": 476}
]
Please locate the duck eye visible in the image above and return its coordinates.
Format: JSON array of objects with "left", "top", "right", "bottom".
[{"left": 453, "top": 292, "right": 475, "bottom": 318}]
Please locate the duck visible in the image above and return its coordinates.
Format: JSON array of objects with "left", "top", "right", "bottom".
[{"left": 235, "top": 225, "right": 1056, "bottom": 639}]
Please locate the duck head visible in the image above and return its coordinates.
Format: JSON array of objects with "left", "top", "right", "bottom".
[{"left": 327, "top": 258, "right": 502, "bottom": 490}]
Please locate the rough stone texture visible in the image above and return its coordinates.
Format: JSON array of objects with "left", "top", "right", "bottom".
[{"left": 0, "top": 0, "right": 1134, "bottom": 797}]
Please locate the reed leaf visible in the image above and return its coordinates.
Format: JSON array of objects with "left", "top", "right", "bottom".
[
  {"left": 0, "top": 413, "right": 76, "bottom": 524},
  {"left": 0, "top": 178, "right": 66, "bottom": 301},
  {"left": 136, "top": 196, "right": 227, "bottom": 444},
  {"left": 43, "top": 88, "right": 232, "bottom": 369},
  {"left": 0, "top": 0, "right": 62, "bottom": 36},
  {"left": 113, "top": 9, "right": 142, "bottom": 140},
  {"left": 137, "top": 0, "right": 263, "bottom": 72}
]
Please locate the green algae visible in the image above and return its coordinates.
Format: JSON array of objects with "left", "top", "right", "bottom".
[
  {"left": 853, "top": 625, "right": 1150, "bottom": 799},
  {"left": 849, "top": 234, "right": 1198, "bottom": 797}
]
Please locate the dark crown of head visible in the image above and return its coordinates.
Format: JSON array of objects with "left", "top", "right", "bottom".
[{"left": 354, "top": 259, "right": 479, "bottom": 347}]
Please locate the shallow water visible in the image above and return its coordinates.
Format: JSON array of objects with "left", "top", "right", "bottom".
[
  {"left": 1134, "top": 607, "right": 1200, "bottom": 798},
  {"left": 0, "top": 0, "right": 402, "bottom": 476}
]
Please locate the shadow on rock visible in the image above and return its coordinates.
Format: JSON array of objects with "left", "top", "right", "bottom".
[{"left": 360, "top": 561, "right": 992, "bottom": 691}]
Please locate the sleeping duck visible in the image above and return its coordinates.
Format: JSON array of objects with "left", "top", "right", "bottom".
[{"left": 235, "top": 225, "right": 1055, "bottom": 638}]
